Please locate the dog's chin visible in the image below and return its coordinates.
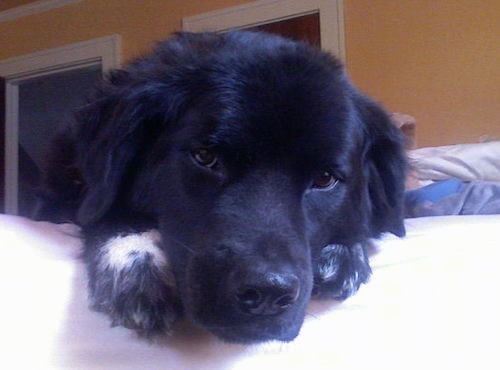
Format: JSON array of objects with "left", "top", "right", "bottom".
[
  {"left": 200, "top": 316, "right": 305, "bottom": 344},
  {"left": 210, "top": 325, "right": 302, "bottom": 344},
  {"left": 185, "top": 298, "right": 308, "bottom": 344}
]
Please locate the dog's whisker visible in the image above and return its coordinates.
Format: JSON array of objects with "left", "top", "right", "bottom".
[
  {"left": 305, "top": 312, "right": 319, "bottom": 320},
  {"left": 162, "top": 234, "right": 196, "bottom": 254},
  {"left": 199, "top": 323, "right": 243, "bottom": 330}
]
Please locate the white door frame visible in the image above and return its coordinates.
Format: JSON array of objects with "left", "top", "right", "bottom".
[
  {"left": 183, "top": 0, "right": 345, "bottom": 61},
  {"left": 0, "top": 35, "right": 121, "bottom": 214}
]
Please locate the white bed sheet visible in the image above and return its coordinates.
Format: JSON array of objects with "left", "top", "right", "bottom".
[{"left": 1, "top": 214, "right": 499, "bottom": 370}]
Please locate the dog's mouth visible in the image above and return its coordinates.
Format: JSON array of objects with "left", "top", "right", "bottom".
[{"left": 184, "top": 290, "right": 309, "bottom": 344}]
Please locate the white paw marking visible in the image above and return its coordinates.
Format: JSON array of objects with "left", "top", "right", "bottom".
[
  {"left": 341, "top": 270, "right": 359, "bottom": 295},
  {"left": 101, "top": 230, "right": 168, "bottom": 271},
  {"left": 131, "top": 302, "right": 149, "bottom": 328},
  {"left": 318, "top": 244, "right": 343, "bottom": 280}
]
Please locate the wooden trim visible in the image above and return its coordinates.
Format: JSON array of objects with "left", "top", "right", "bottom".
[
  {"left": 0, "top": 0, "right": 82, "bottom": 23},
  {"left": 0, "top": 35, "right": 121, "bottom": 79},
  {"left": 4, "top": 83, "right": 19, "bottom": 214},
  {"left": 0, "top": 77, "right": 5, "bottom": 212},
  {"left": 183, "top": 0, "right": 345, "bottom": 61}
]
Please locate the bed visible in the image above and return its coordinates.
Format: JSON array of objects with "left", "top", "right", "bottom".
[
  {"left": 1, "top": 140, "right": 499, "bottom": 370},
  {"left": 1, "top": 213, "right": 499, "bottom": 370}
]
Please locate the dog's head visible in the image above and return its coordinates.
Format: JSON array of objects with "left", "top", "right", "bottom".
[{"left": 75, "top": 32, "right": 406, "bottom": 343}]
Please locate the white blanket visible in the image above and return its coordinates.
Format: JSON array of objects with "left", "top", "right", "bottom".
[{"left": 1, "top": 214, "right": 499, "bottom": 370}]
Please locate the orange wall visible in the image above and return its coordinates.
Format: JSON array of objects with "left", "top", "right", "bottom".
[
  {"left": 344, "top": 0, "right": 500, "bottom": 146},
  {"left": 0, "top": 0, "right": 249, "bottom": 62},
  {"left": 1, "top": 0, "right": 498, "bottom": 147}
]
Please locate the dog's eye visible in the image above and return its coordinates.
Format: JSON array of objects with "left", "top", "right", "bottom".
[
  {"left": 192, "top": 148, "right": 218, "bottom": 168},
  {"left": 312, "top": 171, "right": 339, "bottom": 190}
]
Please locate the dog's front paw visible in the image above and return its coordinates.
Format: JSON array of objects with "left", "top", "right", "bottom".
[
  {"left": 312, "top": 243, "right": 371, "bottom": 300},
  {"left": 88, "top": 230, "right": 182, "bottom": 337}
]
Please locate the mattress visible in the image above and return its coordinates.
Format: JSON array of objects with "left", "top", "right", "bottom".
[{"left": 1, "top": 214, "right": 499, "bottom": 370}]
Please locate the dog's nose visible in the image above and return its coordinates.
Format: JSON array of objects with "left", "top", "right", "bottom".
[{"left": 236, "top": 273, "right": 300, "bottom": 316}]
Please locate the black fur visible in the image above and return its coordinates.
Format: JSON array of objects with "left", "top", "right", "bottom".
[{"left": 36, "top": 31, "right": 407, "bottom": 344}]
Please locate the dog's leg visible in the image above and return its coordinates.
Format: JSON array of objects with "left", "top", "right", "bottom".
[
  {"left": 83, "top": 220, "right": 181, "bottom": 337},
  {"left": 312, "top": 243, "right": 372, "bottom": 300}
]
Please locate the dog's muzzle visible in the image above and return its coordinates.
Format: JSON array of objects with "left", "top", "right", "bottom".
[{"left": 182, "top": 245, "right": 311, "bottom": 343}]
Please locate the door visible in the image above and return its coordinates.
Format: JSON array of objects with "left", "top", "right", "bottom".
[
  {"left": 249, "top": 13, "right": 320, "bottom": 47},
  {"left": 9, "top": 64, "right": 102, "bottom": 217},
  {"left": 0, "top": 35, "right": 120, "bottom": 217},
  {"left": 183, "top": 0, "right": 344, "bottom": 59}
]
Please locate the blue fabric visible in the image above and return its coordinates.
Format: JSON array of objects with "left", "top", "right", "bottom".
[
  {"left": 405, "top": 178, "right": 465, "bottom": 206},
  {"left": 405, "top": 179, "right": 500, "bottom": 217}
]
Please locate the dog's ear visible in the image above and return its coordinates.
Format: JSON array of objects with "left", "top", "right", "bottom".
[
  {"left": 355, "top": 93, "right": 407, "bottom": 237},
  {"left": 75, "top": 73, "right": 174, "bottom": 225}
]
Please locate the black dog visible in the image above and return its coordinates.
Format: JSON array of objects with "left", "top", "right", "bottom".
[{"left": 36, "top": 31, "right": 406, "bottom": 344}]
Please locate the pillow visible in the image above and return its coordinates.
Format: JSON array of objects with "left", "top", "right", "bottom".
[{"left": 408, "top": 141, "right": 500, "bottom": 183}]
